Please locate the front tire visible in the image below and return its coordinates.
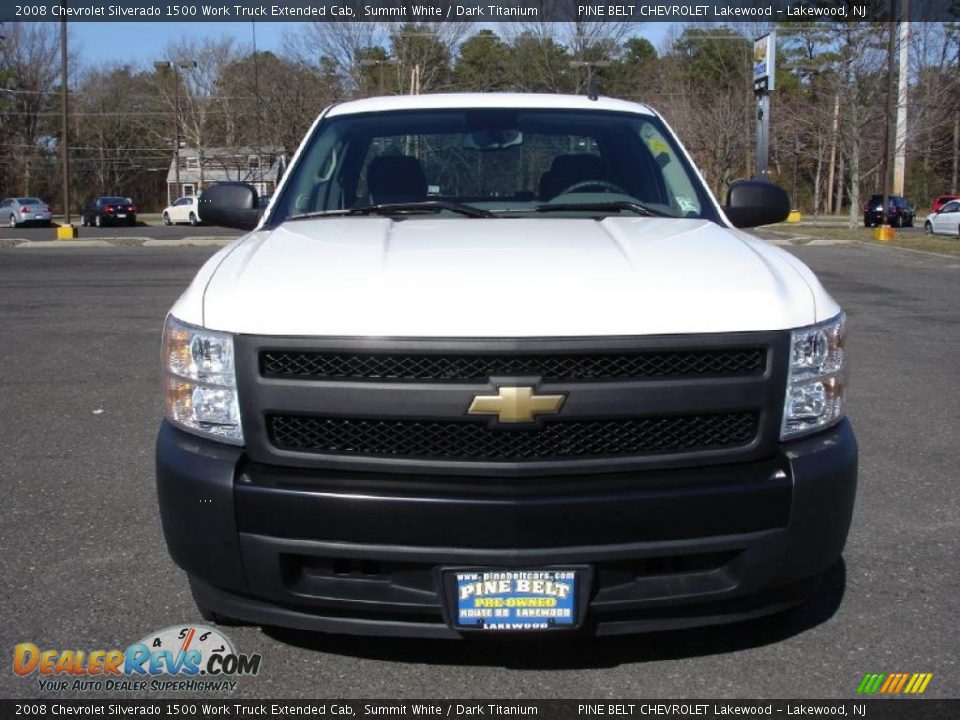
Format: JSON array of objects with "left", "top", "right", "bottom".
[
  {"left": 194, "top": 602, "right": 245, "bottom": 627},
  {"left": 162, "top": 212, "right": 172, "bottom": 226},
  {"left": 924, "top": 221, "right": 933, "bottom": 235}
]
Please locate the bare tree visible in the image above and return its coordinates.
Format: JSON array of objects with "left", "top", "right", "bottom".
[
  {"left": 388, "top": 23, "right": 473, "bottom": 94},
  {"left": 157, "top": 36, "right": 239, "bottom": 189},
  {"left": 828, "top": 24, "right": 888, "bottom": 226},
  {"left": 652, "top": 25, "right": 754, "bottom": 197},
  {"left": 499, "top": 18, "right": 634, "bottom": 94},
  {"left": 72, "top": 63, "right": 164, "bottom": 200},
  {"left": 907, "top": 23, "right": 957, "bottom": 202},
  {"left": 0, "top": 23, "right": 60, "bottom": 197},
  {"left": 291, "top": 22, "right": 387, "bottom": 96}
]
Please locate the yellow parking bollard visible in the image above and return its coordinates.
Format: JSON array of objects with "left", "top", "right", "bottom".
[
  {"left": 873, "top": 226, "right": 894, "bottom": 242},
  {"left": 56, "top": 224, "right": 78, "bottom": 240}
]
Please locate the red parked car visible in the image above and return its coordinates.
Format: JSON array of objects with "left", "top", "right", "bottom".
[{"left": 932, "top": 194, "right": 960, "bottom": 213}]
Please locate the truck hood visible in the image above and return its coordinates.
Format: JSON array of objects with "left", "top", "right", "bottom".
[{"left": 193, "top": 217, "right": 834, "bottom": 337}]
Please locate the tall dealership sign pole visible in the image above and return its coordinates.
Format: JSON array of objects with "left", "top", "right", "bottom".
[{"left": 753, "top": 32, "right": 775, "bottom": 180}]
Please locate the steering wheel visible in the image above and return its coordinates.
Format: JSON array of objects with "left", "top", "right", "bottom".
[{"left": 556, "top": 179, "right": 631, "bottom": 196}]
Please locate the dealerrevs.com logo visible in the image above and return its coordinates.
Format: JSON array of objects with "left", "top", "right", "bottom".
[{"left": 13, "top": 625, "right": 262, "bottom": 692}]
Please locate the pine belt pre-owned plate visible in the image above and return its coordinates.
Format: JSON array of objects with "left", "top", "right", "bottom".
[{"left": 446, "top": 568, "right": 581, "bottom": 631}]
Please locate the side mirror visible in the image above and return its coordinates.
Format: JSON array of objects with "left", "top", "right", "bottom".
[
  {"left": 722, "top": 180, "right": 790, "bottom": 228},
  {"left": 198, "top": 182, "right": 261, "bottom": 231}
]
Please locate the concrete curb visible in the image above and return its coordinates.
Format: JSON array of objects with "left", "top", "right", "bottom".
[
  {"left": 807, "top": 238, "right": 856, "bottom": 246},
  {"left": 765, "top": 228, "right": 960, "bottom": 259},
  {"left": 4, "top": 237, "right": 235, "bottom": 249},
  {"left": 761, "top": 229, "right": 854, "bottom": 246},
  {"left": 851, "top": 240, "right": 960, "bottom": 260},
  {"left": 15, "top": 239, "right": 114, "bottom": 248},
  {"left": 143, "top": 237, "right": 234, "bottom": 247}
]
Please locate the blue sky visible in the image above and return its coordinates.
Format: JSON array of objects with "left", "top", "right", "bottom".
[
  {"left": 71, "top": 22, "right": 672, "bottom": 68},
  {"left": 72, "top": 23, "right": 304, "bottom": 68}
]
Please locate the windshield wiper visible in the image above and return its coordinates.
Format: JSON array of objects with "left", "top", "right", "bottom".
[
  {"left": 288, "top": 200, "right": 495, "bottom": 221},
  {"left": 527, "top": 201, "right": 670, "bottom": 218}
]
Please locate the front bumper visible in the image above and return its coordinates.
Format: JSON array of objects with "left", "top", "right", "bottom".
[{"left": 156, "top": 419, "right": 857, "bottom": 637}]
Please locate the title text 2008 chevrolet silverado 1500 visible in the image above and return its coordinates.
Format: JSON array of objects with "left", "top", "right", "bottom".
[{"left": 156, "top": 94, "right": 856, "bottom": 637}]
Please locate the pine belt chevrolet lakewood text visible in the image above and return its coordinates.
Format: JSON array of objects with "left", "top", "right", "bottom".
[{"left": 156, "top": 94, "right": 857, "bottom": 638}]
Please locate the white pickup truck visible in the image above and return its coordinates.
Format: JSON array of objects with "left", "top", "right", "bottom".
[{"left": 156, "top": 93, "right": 856, "bottom": 637}]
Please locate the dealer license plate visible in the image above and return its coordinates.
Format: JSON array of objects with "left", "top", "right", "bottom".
[{"left": 451, "top": 569, "right": 578, "bottom": 631}]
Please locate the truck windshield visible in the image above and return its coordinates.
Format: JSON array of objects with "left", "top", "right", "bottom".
[{"left": 269, "top": 108, "right": 718, "bottom": 223}]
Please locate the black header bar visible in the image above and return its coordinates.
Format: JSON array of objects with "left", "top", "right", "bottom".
[
  {"left": 0, "top": 0, "right": 956, "bottom": 23},
  {"left": 2, "top": 700, "right": 960, "bottom": 720}
]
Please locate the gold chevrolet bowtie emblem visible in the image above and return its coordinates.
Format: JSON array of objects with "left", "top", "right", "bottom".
[{"left": 468, "top": 386, "right": 565, "bottom": 423}]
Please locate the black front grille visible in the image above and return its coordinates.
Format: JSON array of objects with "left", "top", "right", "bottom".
[
  {"left": 260, "top": 348, "right": 765, "bottom": 383},
  {"left": 267, "top": 413, "right": 759, "bottom": 462}
]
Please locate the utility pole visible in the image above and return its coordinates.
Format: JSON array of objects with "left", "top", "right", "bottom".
[
  {"left": 892, "top": 0, "right": 909, "bottom": 196},
  {"left": 358, "top": 58, "right": 397, "bottom": 96},
  {"left": 60, "top": 12, "right": 72, "bottom": 233},
  {"left": 569, "top": 60, "right": 611, "bottom": 99},
  {"left": 252, "top": 22, "right": 264, "bottom": 193},
  {"left": 953, "top": 111, "right": 958, "bottom": 195},
  {"left": 154, "top": 60, "right": 196, "bottom": 205},
  {"left": 173, "top": 68, "right": 181, "bottom": 204},
  {"left": 826, "top": 94, "right": 840, "bottom": 214},
  {"left": 409, "top": 63, "right": 421, "bottom": 95},
  {"left": 953, "top": 41, "right": 959, "bottom": 194}
]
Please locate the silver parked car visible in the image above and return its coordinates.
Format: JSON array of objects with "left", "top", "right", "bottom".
[
  {"left": 1, "top": 197, "right": 53, "bottom": 227},
  {"left": 924, "top": 199, "right": 960, "bottom": 237}
]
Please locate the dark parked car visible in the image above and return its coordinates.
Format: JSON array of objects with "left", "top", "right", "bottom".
[
  {"left": 81, "top": 196, "right": 138, "bottom": 227},
  {"left": 863, "top": 194, "right": 914, "bottom": 227}
]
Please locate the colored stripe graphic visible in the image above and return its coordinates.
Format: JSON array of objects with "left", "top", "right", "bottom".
[
  {"left": 892, "top": 674, "right": 909, "bottom": 693},
  {"left": 879, "top": 674, "right": 897, "bottom": 693},
  {"left": 907, "top": 674, "right": 933, "bottom": 694},
  {"left": 857, "top": 672, "right": 932, "bottom": 694},
  {"left": 857, "top": 674, "right": 885, "bottom": 694}
]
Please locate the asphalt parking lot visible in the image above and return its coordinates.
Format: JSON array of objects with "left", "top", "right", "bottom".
[{"left": 0, "top": 240, "right": 958, "bottom": 699}]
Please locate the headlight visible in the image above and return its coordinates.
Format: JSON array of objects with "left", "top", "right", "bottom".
[
  {"left": 162, "top": 316, "right": 244, "bottom": 444},
  {"left": 781, "top": 313, "right": 846, "bottom": 440}
]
